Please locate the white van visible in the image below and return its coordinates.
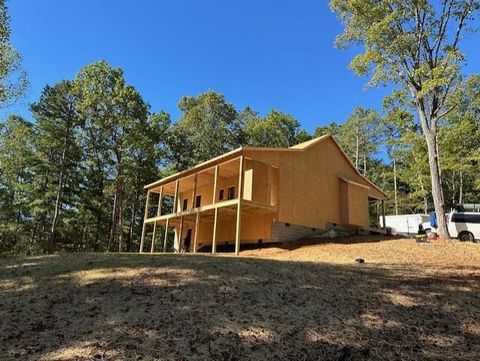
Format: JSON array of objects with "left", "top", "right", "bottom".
[{"left": 448, "top": 212, "right": 480, "bottom": 242}]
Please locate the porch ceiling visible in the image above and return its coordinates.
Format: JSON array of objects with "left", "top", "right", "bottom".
[{"left": 151, "top": 158, "right": 242, "bottom": 195}]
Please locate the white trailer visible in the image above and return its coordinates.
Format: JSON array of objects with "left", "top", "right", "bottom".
[{"left": 379, "top": 214, "right": 430, "bottom": 235}]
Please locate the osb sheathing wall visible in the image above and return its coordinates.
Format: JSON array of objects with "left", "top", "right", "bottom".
[
  {"left": 340, "top": 180, "right": 369, "bottom": 227},
  {"left": 175, "top": 159, "right": 277, "bottom": 210},
  {"left": 174, "top": 213, "right": 275, "bottom": 248},
  {"left": 347, "top": 183, "right": 369, "bottom": 226},
  {"left": 177, "top": 174, "right": 242, "bottom": 209},
  {"left": 251, "top": 160, "right": 278, "bottom": 205},
  {"left": 247, "top": 137, "right": 379, "bottom": 230}
]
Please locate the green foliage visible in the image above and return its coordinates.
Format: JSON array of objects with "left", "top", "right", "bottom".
[
  {"left": 440, "top": 75, "right": 480, "bottom": 204},
  {"left": 338, "top": 107, "right": 382, "bottom": 174},
  {"left": 0, "top": 115, "right": 37, "bottom": 253},
  {"left": 0, "top": 0, "right": 27, "bottom": 108},
  {"left": 313, "top": 122, "right": 341, "bottom": 138},
  {"left": 244, "top": 109, "right": 305, "bottom": 148},
  {"left": 169, "top": 91, "right": 243, "bottom": 169},
  {"left": 330, "top": 0, "right": 480, "bottom": 237}
]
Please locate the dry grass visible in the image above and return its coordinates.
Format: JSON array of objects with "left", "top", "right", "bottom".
[
  {"left": 242, "top": 236, "right": 480, "bottom": 272},
  {"left": 1, "top": 237, "right": 479, "bottom": 360}
]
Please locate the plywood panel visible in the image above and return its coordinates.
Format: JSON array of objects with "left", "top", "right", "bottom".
[
  {"left": 177, "top": 174, "right": 241, "bottom": 210},
  {"left": 243, "top": 159, "right": 253, "bottom": 201},
  {"left": 195, "top": 212, "right": 274, "bottom": 248},
  {"left": 252, "top": 160, "right": 269, "bottom": 204},
  {"left": 347, "top": 183, "right": 369, "bottom": 226},
  {"left": 274, "top": 137, "right": 373, "bottom": 229}
]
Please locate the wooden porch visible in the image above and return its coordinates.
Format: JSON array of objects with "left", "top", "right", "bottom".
[{"left": 140, "top": 155, "right": 279, "bottom": 255}]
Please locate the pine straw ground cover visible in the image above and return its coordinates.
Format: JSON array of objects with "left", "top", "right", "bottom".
[{"left": 0, "top": 238, "right": 479, "bottom": 361}]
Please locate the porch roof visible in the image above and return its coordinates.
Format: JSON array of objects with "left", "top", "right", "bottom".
[{"left": 144, "top": 134, "right": 386, "bottom": 199}]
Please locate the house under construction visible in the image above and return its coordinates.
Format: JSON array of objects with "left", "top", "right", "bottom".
[{"left": 140, "top": 134, "right": 386, "bottom": 254}]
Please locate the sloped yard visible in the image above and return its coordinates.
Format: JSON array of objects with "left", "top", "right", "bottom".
[{"left": 1, "top": 238, "right": 479, "bottom": 361}]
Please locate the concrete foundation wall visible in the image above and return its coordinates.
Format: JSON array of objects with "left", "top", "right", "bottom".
[{"left": 271, "top": 222, "right": 324, "bottom": 242}]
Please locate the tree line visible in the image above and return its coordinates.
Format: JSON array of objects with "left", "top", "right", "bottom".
[
  {"left": 2, "top": 62, "right": 478, "bottom": 254},
  {"left": 1, "top": 0, "right": 479, "bottom": 254}
]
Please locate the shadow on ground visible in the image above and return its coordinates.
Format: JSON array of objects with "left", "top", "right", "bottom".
[{"left": 0, "top": 253, "right": 479, "bottom": 361}]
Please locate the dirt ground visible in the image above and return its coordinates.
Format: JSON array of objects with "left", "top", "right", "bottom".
[{"left": 1, "top": 237, "right": 480, "bottom": 361}]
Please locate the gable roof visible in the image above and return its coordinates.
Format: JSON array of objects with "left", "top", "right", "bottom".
[
  {"left": 145, "top": 134, "right": 386, "bottom": 199},
  {"left": 289, "top": 136, "right": 327, "bottom": 149}
]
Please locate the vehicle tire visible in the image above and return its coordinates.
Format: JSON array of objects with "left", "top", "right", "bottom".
[{"left": 458, "top": 231, "right": 474, "bottom": 242}]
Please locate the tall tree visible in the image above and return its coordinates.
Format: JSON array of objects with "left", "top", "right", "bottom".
[
  {"left": 75, "top": 61, "right": 149, "bottom": 252},
  {"left": 338, "top": 107, "right": 382, "bottom": 175},
  {"left": 123, "top": 111, "right": 171, "bottom": 252},
  {"left": 0, "top": 115, "right": 36, "bottom": 253},
  {"left": 0, "top": 0, "right": 27, "bottom": 108},
  {"left": 313, "top": 122, "right": 341, "bottom": 138},
  {"left": 244, "top": 109, "right": 305, "bottom": 148},
  {"left": 169, "top": 91, "right": 243, "bottom": 169},
  {"left": 330, "top": 0, "right": 480, "bottom": 238},
  {"left": 30, "top": 81, "right": 81, "bottom": 253},
  {"left": 440, "top": 75, "right": 480, "bottom": 205},
  {"left": 383, "top": 95, "right": 416, "bottom": 215}
]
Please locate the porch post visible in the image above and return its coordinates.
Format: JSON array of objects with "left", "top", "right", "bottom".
[
  {"left": 178, "top": 216, "right": 184, "bottom": 252},
  {"left": 150, "top": 223, "right": 157, "bottom": 253},
  {"left": 212, "top": 208, "right": 218, "bottom": 254},
  {"left": 157, "top": 186, "right": 163, "bottom": 217},
  {"left": 193, "top": 211, "right": 200, "bottom": 253},
  {"left": 139, "top": 190, "right": 151, "bottom": 253},
  {"left": 235, "top": 156, "right": 244, "bottom": 255},
  {"left": 191, "top": 174, "right": 198, "bottom": 208},
  {"left": 381, "top": 200, "right": 386, "bottom": 232},
  {"left": 212, "top": 165, "right": 219, "bottom": 204},
  {"left": 163, "top": 218, "right": 169, "bottom": 252},
  {"left": 173, "top": 180, "right": 179, "bottom": 213},
  {"left": 150, "top": 187, "right": 163, "bottom": 253}
]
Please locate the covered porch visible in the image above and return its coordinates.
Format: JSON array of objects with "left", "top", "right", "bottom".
[{"left": 139, "top": 154, "right": 279, "bottom": 255}]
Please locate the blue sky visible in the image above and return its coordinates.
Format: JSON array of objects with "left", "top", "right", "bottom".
[{"left": 6, "top": 0, "right": 480, "bottom": 133}]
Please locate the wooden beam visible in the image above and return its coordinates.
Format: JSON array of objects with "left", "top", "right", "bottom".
[
  {"left": 235, "top": 202, "right": 242, "bottom": 255},
  {"left": 235, "top": 156, "right": 244, "bottom": 255},
  {"left": 163, "top": 218, "right": 170, "bottom": 252},
  {"left": 212, "top": 165, "right": 219, "bottom": 204},
  {"left": 139, "top": 190, "right": 151, "bottom": 253},
  {"left": 178, "top": 216, "right": 184, "bottom": 252},
  {"left": 191, "top": 174, "right": 198, "bottom": 209},
  {"left": 150, "top": 188, "right": 163, "bottom": 253},
  {"left": 193, "top": 211, "right": 200, "bottom": 253},
  {"left": 150, "top": 222, "right": 157, "bottom": 253},
  {"left": 173, "top": 180, "right": 179, "bottom": 213},
  {"left": 212, "top": 208, "right": 218, "bottom": 254},
  {"left": 157, "top": 186, "right": 163, "bottom": 217},
  {"left": 237, "top": 156, "right": 244, "bottom": 200}
]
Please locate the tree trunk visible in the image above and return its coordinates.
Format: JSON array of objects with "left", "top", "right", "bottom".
[
  {"left": 94, "top": 211, "right": 101, "bottom": 252},
  {"left": 127, "top": 198, "right": 136, "bottom": 252},
  {"left": 423, "top": 127, "right": 449, "bottom": 239},
  {"left": 127, "top": 176, "right": 139, "bottom": 252},
  {"left": 355, "top": 125, "right": 360, "bottom": 169},
  {"left": 451, "top": 172, "right": 456, "bottom": 206},
  {"left": 108, "top": 148, "right": 123, "bottom": 252},
  {"left": 50, "top": 136, "right": 68, "bottom": 253},
  {"left": 363, "top": 153, "right": 367, "bottom": 175},
  {"left": 393, "top": 159, "right": 398, "bottom": 215},
  {"left": 118, "top": 179, "right": 124, "bottom": 252},
  {"left": 459, "top": 171, "right": 463, "bottom": 204},
  {"left": 108, "top": 190, "right": 118, "bottom": 252}
]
